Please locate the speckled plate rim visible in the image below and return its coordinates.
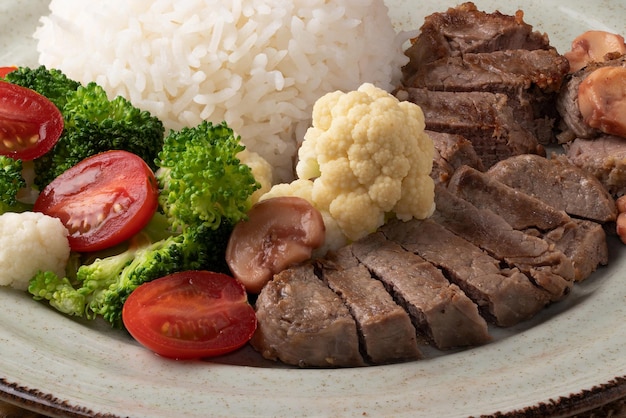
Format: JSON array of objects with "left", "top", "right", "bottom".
[{"left": 1, "top": 1, "right": 626, "bottom": 417}]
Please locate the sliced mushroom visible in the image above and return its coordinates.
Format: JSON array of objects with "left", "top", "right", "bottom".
[
  {"left": 226, "top": 196, "right": 325, "bottom": 293},
  {"left": 564, "top": 30, "right": 626, "bottom": 73},
  {"left": 578, "top": 66, "right": 626, "bottom": 138}
]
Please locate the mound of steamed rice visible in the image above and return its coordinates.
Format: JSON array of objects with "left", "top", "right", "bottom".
[{"left": 34, "top": 0, "right": 408, "bottom": 182}]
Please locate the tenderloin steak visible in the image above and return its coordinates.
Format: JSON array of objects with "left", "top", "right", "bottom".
[
  {"left": 381, "top": 218, "right": 551, "bottom": 327},
  {"left": 251, "top": 263, "right": 366, "bottom": 368},
  {"left": 350, "top": 232, "right": 491, "bottom": 349},
  {"left": 432, "top": 185, "right": 574, "bottom": 299},
  {"left": 397, "top": 87, "right": 544, "bottom": 168},
  {"left": 565, "top": 136, "right": 626, "bottom": 198},
  {"left": 487, "top": 154, "right": 617, "bottom": 222},
  {"left": 318, "top": 246, "right": 423, "bottom": 364},
  {"left": 429, "top": 130, "right": 485, "bottom": 185},
  {"left": 402, "top": 1, "right": 551, "bottom": 77},
  {"left": 448, "top": 164, "right": 608, "bottom": 280}
]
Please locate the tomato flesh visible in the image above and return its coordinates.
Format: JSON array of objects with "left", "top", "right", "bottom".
[
  {"left": 122, "top": 271, "right": 257, "bottom": 359},
  {"left": 0, "top": 80, "right": 64, "bottom": 160},
  {"left": 34, "top": 150, "right": 159, "bottom": 252},
  {"left": 0, "top": 67, "right": 17, "bottom": 78}
]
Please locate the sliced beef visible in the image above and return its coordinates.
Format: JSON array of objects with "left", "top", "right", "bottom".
[
  {"left": 565, "top": 136, "right": 626, "bottom": 198},
  {"left": 556, "top": 55, "right": 626, "bottom": 143},
  {"left": 318, "top": 247, "right": 423, "bottom": 364},
  {"left": 429, "top": 130, "right": 485, "bottom": 185},
  {"left": 447, "top": 164, "right": 608, "bottom": 281},
  {"left": 349, "top": 232, "right": 490, "bottom": 349},
  {"left": 396, "top": 87, "right": 544, "bottom": 168},
  {"left": 488, "top": 154, "right": 617, "bottom": 222},
  {"left": 381, "top": 218, "right": 550, "bottom": 327},
  {"left": 537, "top": 219, "right": 608, "bottom": 281},
  {"left": 404, "top": 49, "right": 568, "bottom": 95},
  {"left": 251, "top": 263, "right": 365, "bottom": 368},
  {"left": 402, "top": 2, "right": 551, "bottom": 77},
  {"left": 432, "top": 185, "right": 574, "bottom": 299},
  {"left": 447, "top": 164, "right": 571, "bottom": 231},
  {"left": 403, "top": 49, "right": 568, "bottom": 145}
]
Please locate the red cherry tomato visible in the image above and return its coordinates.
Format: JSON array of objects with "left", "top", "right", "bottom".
[
  {"left": 34, "top": 150, "right": 159, "bottom": 252},
  {"left": 0, "top": 66, "right": 17, "bottom": 78},
  {"left": 122, "top": 271, "right": 257, "bottom": 359},
  {"left": 0, "top": 80, "right": 64, "bottom": 160}
]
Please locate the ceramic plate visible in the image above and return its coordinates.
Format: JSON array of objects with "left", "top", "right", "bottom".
[{"left": 1, "top": 1, "right": 626, "bottom": 417}]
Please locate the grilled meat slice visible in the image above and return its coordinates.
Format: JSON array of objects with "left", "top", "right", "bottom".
[
  {"left": 432, "top": 185, "right": 574, "bottom": 299},
  {"left": 537, "top": 219, "right": 608, "bottom": 281},
  {"left": 565, "top": 135, "right": 626, "bottom": 198},
  {"left": 402, "top": 1, "right": 551, "bottom": 76},
  {"left": 396, "top": 87, "right": 544, "bottom": 168},
  {"left": 448, "top": 164, "right": 608, "bottom": 280},
  {"left": 318, "top": 247, "right": 423, "bottom": 364},
  {"left": 251, "top": 263, "right": 366, "bottom": 368},
  {"left": 403, "top": 49, "right": 568, "bottom": 144},
  {"left": 429, "top": 130, "right": 485, "bottom": 185},
  {"left": 488, "top": 154, "right": 617, "bottom": 222},
  {"left": 448, "top": 164, "right": 571, "bottom": 231},
  {"left": 404, "top": 49, "right": 568, "bottom": 95},
  {"left": 381, "top": 218, "right": 551, "bottom": 327},
  {"left": 350, "top": 232, "right": 490, "bottom": 349}
]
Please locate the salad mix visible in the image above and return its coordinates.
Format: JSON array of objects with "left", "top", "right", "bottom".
[{"left": 0, "top": 66, "right": 264, "bottom": 357}]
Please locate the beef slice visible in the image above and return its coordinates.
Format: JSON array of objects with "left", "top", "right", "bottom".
[{"left": 350, "top": 232, "right": 490, "bottom": 349}]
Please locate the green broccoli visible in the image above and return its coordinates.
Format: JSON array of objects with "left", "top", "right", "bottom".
[
  {"left": 3, "top": 66, "right": 165, "bottom": 189},
  {"left": 28, "top": 120, "right": 259, "bottom": 328},
  {"left": 34, "top": 82, "right": 165, "bottom": 189},
  {"left": 29, "top": 222, "right": 232, "bottom": 328},
  {"left": 2, "top": 65, "right": 81, "bottom": 110},
  {"left": 157, "top": 120, "right": 260, "bottom": 231},
  {"left": 0, "top": 156, "right": 31, "bottom": 214}
]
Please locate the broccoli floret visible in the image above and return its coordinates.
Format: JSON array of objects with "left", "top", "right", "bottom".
[
  {"left": 33, "top": 82, "right": 165, "bottom": 189},
  {"left": 2, "top": 66, "right": 164, "bottom": 189},
  {"left": 0, "top": 156, "right": 30, "bottom": 214},
  {"left": 28, "top": 119, "right": 259, "bottom": 328},
  {"left": 2, "top": 65, "right": 81, "bottom": 110},
  {"left": 28, "top": 271, "right": 87, "bottom": 317},
  {"left": 157, "top": 120, "right": 260, "bottom": 231},
  {"left": 29, "top": 222, "right": 233, "bottom": 328}
]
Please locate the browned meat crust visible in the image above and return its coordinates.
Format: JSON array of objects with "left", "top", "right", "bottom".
[
  {"left": 556, "top": 55, "right": 626, "bottom": 143},
  {"left": 397, "top": 87, "right": 544, "bottom": 168},
  {"left": 402, "top": 2, "right": 551, "bottom": 76}
]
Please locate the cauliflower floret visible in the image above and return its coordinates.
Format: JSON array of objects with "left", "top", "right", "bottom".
[
  {"left": 0, "top": 211, "right": 70, "bottom": 291},
  {"left": 238, "top": 148, "right": 273, "bottom": 205},
  {"left": 263, "top": 83, "right": 435, "bottom": 254}
]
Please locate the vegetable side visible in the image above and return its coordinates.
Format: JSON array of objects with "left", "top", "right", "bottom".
[{"left": 0, "top": 66, "right": 262, "bottom": 329}]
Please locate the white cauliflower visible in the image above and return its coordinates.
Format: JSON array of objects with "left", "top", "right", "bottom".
[
  {"left": 238, "top": 148, "right": 273, "bottom": 205},
  {"left": 0, "top": 211, "right": 70, "bottom": 291},
  {"left": 264, "top": 83, "right": 435, "bottom": 253}
]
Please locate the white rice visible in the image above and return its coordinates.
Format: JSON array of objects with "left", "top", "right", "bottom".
[{"left": 34, "top": 0, "right": 408, "bottom": 182}]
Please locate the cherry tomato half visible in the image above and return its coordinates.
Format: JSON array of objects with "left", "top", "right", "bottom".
[
  {"left": 0, "top": 80, "right": 64, "bottom": 160},
  {"left": 34, "top": 150, "right": 159, "bottom": 252},
  {"left": 0, "top": 66, "right": 17, "bottom": 78},
  {"left": 122, "top": 271, "right": 257, "bottom": 359}
]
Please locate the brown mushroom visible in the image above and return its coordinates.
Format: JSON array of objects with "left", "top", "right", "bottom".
[{"left": 225, "top": 196, "right": 325, "bottom": 293}]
